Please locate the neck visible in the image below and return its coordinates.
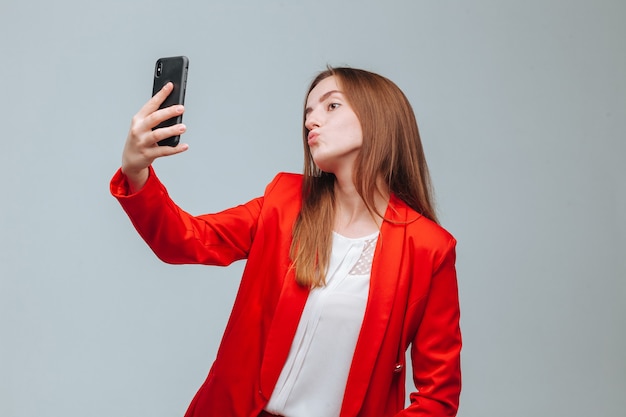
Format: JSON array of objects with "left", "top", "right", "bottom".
[{"left": 332, "top": 173, "right": 389, "bottom": 238}]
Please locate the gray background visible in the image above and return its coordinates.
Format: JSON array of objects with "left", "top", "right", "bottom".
[{"left": 1, "top": 0, "right": 624, "bottom": 416}]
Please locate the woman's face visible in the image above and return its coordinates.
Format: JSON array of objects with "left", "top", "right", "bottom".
[{"left": 304, "top": 76, "right": 363, "bottom": 175}]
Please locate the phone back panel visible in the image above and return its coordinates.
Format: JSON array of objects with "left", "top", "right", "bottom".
[{"left": 152, "top": 56, "right": 189, "bottom": 146}]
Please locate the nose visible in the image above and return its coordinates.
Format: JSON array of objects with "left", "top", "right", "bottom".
[{"left": 305, "top": 109, "right": 321, "bottom": 131}]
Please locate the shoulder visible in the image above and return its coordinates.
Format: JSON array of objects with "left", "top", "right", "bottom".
[
  {"left": 410, "top": 215, "right": 455, "bottom": 245},
  {"left": 407, "top": 215, "right": 457, "bottom": 270},
  {"left": 409, "top": 216, "right": 456, "bottom": 260},
  {"left": 388, "top": 195, "right": 456, "bottom": 257},
  {"left": 262, "top": 172, "right": 303, "bottom": 202},
  {"left": 264, "top": 172, "right": 303, "bottom": 193}
]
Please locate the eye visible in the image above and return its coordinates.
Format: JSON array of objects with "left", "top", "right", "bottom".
[{"left": 328, "top": 102, "right": 340, "bottom": 111}]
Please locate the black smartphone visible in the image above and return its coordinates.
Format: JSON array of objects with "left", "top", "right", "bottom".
[{"left": 152, "top": 56, "right": 189, "bottom": 146}]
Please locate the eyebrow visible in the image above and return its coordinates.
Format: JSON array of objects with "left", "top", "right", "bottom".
[{"left": 304, "top": 89, "right": 343, "bottom": 115}]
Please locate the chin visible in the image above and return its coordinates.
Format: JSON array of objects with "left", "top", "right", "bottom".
[{"left": 311, "top": 158, "right": 334, "bottom": 174}]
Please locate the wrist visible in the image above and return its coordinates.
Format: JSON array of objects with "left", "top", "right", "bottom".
[{"left": 122, "top": 167, "right": 150, "bottom": 194}]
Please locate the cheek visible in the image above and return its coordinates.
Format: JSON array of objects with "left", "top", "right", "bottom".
[
  {"left": 350, "top": 121, "right": 364, "bottom": 145},
  {"left": 350, "top": 115, "right": 363, "bottom": 139}
]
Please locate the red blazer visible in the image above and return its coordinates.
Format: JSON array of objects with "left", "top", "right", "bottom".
[{"left": 111, "top": 167, "right": 462, "bottom": 417}]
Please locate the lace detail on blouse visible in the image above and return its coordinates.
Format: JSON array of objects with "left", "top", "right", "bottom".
[{"left": 348, "top": 237, "right": 377, "bottom": 276}]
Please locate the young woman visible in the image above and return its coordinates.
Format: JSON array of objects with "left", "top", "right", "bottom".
[{"left": 111, "top": 67, "right": 462, "bottom": 417}]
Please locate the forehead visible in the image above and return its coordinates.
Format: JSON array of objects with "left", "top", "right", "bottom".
[{"left": 306, "top": 76, "right": 341, "bottom": 105}]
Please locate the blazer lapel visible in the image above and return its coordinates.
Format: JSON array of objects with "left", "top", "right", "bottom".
[
  {"left": 340, "top": 195, "right": 409, "bottom": 417},
  {"left": 259, "top": 267, "right": 310, "bottom": 399}
]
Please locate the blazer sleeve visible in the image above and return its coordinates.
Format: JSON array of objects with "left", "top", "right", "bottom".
[
  {"left": 398, "top": 237, "right": 462, "bottom": 416},
  {"left": 110, "top": 166, "right": 266, "bottom": 266}
]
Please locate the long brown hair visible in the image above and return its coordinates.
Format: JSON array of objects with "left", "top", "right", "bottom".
[{"left": 290, "top": 67, "right": 438, "bottom": 287}]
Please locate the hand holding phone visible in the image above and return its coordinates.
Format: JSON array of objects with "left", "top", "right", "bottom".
[
  {"left": 121, "top": 57, "right": 190, "bottom": 192},
  {"left": 152, "top": 56, "right": 189, "bottom": 146}
]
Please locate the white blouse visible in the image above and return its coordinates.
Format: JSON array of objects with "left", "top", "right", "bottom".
[{"left": 265, "top": 231, "right": 379, "bottom": 417}]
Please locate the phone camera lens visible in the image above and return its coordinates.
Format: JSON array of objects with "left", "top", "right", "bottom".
[{"left": 156, "top": 62, "right": 163, "bottom": 77}]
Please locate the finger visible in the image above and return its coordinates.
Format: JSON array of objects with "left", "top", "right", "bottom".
[
  {"left": 144, "top": 104, "right": 185, "bottom": 131},
  {"left": 137, "top": 82, "right": 174, "bottom": 117},
  {"left": 149, "top": 123, "right": 187, "bottom": 146},
  {"left": 147, "top": 141, "right": 189, "bottom": 162},
  {"left": 155, "top": 142, "right": 189, "bottom": 158}
]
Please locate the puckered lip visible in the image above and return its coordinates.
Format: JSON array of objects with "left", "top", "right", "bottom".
[{"left": 307, "top": 131, "right": 319, "bottom": 145}]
